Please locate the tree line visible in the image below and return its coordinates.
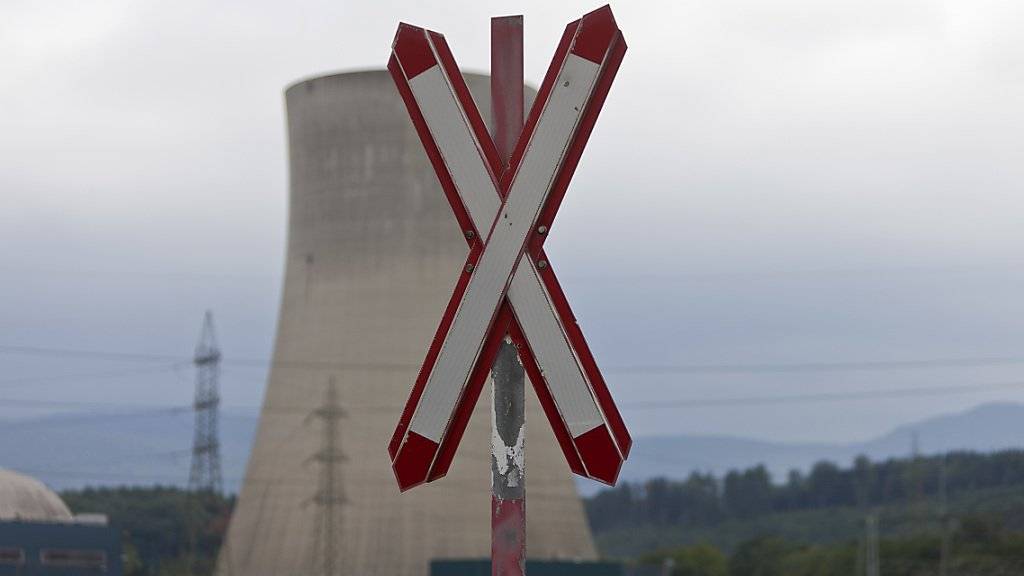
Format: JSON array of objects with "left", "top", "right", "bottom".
[
  {"left": 586, "top": 449, "right": 1024, "bottom": 532},
  {"left": 643, "top": 515, "right": 1024, "bottom": 576},
  {"left": 62, "top": 486, "right": 232, "bottom": 576}
]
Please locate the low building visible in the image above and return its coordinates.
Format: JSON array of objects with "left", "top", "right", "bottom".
[
  {"left": 431, "top": 560, "right": 625, "bottom": 576},
  {"left": 0, "top": 469, "right": 121, "bottom": 575}
]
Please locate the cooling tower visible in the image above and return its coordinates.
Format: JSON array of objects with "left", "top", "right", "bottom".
[{"left": 218, "top": 70, "right": 597, "bottom": 576}]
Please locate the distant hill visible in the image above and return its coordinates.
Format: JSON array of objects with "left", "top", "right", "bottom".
[
  {"left": 0, "top": 408, "right": 258, "bottom": 493},
  {"left": 1, "top": 402, "right": 1022, "bottom": 494},
  {"left": 608, "top": 402, "right": 1024, "bottom": 494}
]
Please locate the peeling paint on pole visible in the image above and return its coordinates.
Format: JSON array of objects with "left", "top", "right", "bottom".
[
  {"left": 491, "top": 340, "right": 526, "bottom": 497},
  {"left": 491, "top": 339, "right": 526, "bottom": 576}
]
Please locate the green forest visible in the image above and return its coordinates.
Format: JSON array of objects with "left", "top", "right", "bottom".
[
  {"left": 589, "top": 450, "right": 1024, "bottom": 575},
  {"left": 587, "top": 450, "right": 1024, "bottom": 531},
  {"left": 59, "top": 450, "right": 1024, "bottom": 575},
  {"left": 637, "top": 522, "right": 1024, "bottom": 576},
  {"left": 61, "top": 487, "right": 232, "bottom": 576}
]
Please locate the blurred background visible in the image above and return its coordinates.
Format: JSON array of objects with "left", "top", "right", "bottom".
[{"left": 2, "top": 0, "right": 1023, "bottom": 575}]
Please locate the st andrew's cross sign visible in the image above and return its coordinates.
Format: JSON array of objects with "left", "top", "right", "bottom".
[{"left": 387, "top": 5, "right": 631, "bottom": 492}]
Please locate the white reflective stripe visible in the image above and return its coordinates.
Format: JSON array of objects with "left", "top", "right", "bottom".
[
  {"left": 407, "top": 66, "right": 500, "bottom": 230},
  {"left": 409, "top": 53, "right": 603, "bottom": 441},
  {"left": 510, "top": 259, "right": 603, "bottom": 437},
  {"left": 409, "top": 65, "right": 602, "bottom": 434},
  {"left": 406, "top": 55, "right": 605, "bottom": 440},
  {"left": 400, "top": 52, "right": 607, "bottom": 442}
]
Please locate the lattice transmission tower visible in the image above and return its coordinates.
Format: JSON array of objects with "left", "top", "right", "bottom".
[
  {"left": 865, "top": 512, "right": 880, "bottom": 576},
  {"left": 189, "top": 311, "right": 223, "bottom": 493},
  {"left": 306, "top": 377, "right": 346, "bottom": 576}
]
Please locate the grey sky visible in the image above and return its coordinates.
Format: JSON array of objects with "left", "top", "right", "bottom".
[{"left": 2, "top": 0, "right": 1023, "bottom": 445}]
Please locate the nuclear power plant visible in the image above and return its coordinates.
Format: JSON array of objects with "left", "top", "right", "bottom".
[{"left": 217, "top": 70, "right": 597, "bottom": 575}]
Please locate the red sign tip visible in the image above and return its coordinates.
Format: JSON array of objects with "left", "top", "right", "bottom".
[
  {"left": 393, "top": 23, "right": 438, "bottom": 79},
  {"left": 570, "top": 5, "right": 619, "bottom": 64},
  {"left": 392, "top": 432, "right": 440, "bottom": 492},
  {"left": 575, "top": 425, "right": 624, "bottom": 485}
]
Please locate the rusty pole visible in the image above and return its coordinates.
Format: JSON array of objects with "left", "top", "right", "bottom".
[{"left": 490, "top": 14, "right": 526, "bottom": 576}]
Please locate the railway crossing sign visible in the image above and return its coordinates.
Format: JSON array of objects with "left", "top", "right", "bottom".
[{"left": 387, "top": 5, "right": 631, "bottom": 492}]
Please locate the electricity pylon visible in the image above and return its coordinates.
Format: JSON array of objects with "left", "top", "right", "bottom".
[
  {"left": 307, "top": 378, "right": 346, "bottom": 576},
  {"left": 189, "top": 311, "right": 223, "bottom": 493}
]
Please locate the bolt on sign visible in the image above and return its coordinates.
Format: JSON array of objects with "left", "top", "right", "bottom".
[{"left": 387, "top": 5, "right": 632, "bottom": 493}]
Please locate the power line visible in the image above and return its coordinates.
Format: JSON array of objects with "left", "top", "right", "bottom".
[
  {"left": 17, "top": 467, "right": 491, "bottom": 490},
  {"left": 0, "top": 344, "right": 412, "bottom": 372},
  {"left": 237, "top": 379, "right": 1024, "bottom": 413},
  {"left": 2, "top": 378, "right": 1024, "bottom": 416},
  {"left": 5, "top": 262, "right": 1022, "bottom": 283},
  {"left": 0, "top": 397, "right": 191, "bottom": 413},
  {"left": 609, "top": 356, "right": 1024, "bottom": 375},
  {"left": 560, "top": 263, "right": 1024, "bottom": 284},
  {"left": 14, "top": 468, "right": 206, "bottom": 483},
  {"left": 12, "top": 467, "right": 295, "bottom": 486},
  {"left": 0, "top": 344, "right": 183, "bottom": 363},
  {"left": 0, "top": 264, "right": 277, "bottom": 282},
  {"left": 52, "top": 449, "right": 193, "bottom": 468},
  {"left": 4, "top": 343, "right": 1024, "bottom": 375},
  {"left": 623, "top": 380, "right": 1024, "bottom": 409},
  {"left": 0, "top": 362, "right": 188, "bottom": 389}
]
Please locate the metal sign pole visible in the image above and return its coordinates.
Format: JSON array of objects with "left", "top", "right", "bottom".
[{"left": 490, "top": 16, "right": 526, "bottom": 576}]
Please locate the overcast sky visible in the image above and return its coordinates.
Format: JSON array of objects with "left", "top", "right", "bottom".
[{"left": 2, "top": 0, "right": 1023, "bottom": 447}]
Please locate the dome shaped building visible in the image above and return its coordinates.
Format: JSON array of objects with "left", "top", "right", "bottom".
[{"left": 0, "top": 468, "right": 72, "bottom": 523}]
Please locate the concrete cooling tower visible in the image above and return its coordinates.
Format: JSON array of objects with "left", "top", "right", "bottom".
[{"left": 217, "top": 70, "right": 597, "bottom": 576}]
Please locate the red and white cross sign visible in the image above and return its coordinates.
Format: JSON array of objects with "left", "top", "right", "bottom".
[{"left": 387, "top": 5, "right": 631, "bottom": 492}]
